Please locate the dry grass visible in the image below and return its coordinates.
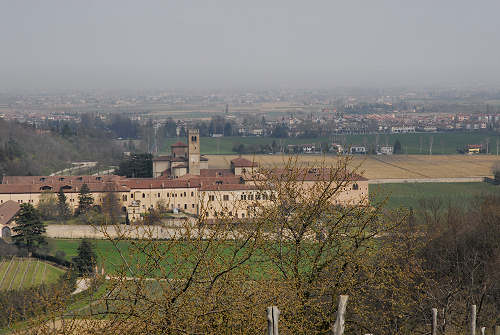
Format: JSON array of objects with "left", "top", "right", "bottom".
[{"left": 206, "top": 154, "right": 500, "bottom": 179}]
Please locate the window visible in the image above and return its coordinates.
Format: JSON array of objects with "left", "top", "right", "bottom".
[
  {"left": 241, "top": 194, "right": 247, "bottom": 200},
  {"left": 248, "top": 194, "right": 254, "bottom": 200},
  {"left": 352, "top": 183, "right": 359, "bottom": 190},
  {"left": 39, "top": 177, "right": 46, "bottom": 182},
  {"left": 218, "top": 172, "right": 222, "bottom": 176},
  {"left": 223, "top": 195, "right": 229, "bottom": 201},
  {"left": 191, "top": 136, "right": 197, "bottom": 142},
  {"left": 184, "top": 204, "right": 187, "bottom": 209},
  {"left": 184, "top": 192, "right": 186, "bottom": 197},
  {"left": 122, "top": 195, "right": 127, "bottom": 201},
  {"left": 191, "top": 191, "right": 194, "bottom": 196},
  {"left": 229, "top": 211, "right": 232, "bottom": 217},
  {"left": 131, "top": 193, "right": 134, "bottom": 198},
  {"left": 209, "top": 195, "right": 215, "bottom": 201},
  {"left": 158, "top": 193, "right": 161, "bottom": 197},
  {"left": 256, "top": 193, "right": 261, "bottom": 200},
  {"left": 142, "top": 193, "right": 145, "bottom": 198},
  {"left": 241, "top": 213, "right": 245, "bottom": 218},
  {"left": 262, "top": 193, "right": 268, "bottom": 200},
  {"left": 59, "top": 177, "right": 65, "bottom": 181}
]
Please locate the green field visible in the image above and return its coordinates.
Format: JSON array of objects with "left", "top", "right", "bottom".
[
  {"left": 162, "top": 132, "right": 500, "bottom": 155},
  {"left": 370, "top": 182, "right": 500, "bottom": 208},
  {"left": 0, "top": 258, "right": 65, "bottom": 291},
  {"left": 49, "top": 238, "right": 267, "bottom": 277}
]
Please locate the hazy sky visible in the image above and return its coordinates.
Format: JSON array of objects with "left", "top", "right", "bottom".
[{"left": 1, "top": 0, "right": 500, "bottom": 90}]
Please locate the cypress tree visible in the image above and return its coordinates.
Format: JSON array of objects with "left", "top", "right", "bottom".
[
  {"left": 393, "top": 139, "right": 402, "bottom": 154},
  {"left": 57, "top": 187, "right": 71, "bottom": 220},
  {"left": 12, "top": 203, "right": 46, "bottom": 255},
  {"left": 77, "top": 183, "right": 94, "bottom": 215},
  {"left": 73, "top": 239, "right": 97, "bottom": 275}
]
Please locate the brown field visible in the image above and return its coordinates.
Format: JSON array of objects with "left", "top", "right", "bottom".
[{"left": 206, "top": 154, "right": 499, "bottom": 179}]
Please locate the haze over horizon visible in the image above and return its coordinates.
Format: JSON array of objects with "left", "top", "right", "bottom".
[{"left": 1, "top": 0, "right": 500, "bottom": 91}]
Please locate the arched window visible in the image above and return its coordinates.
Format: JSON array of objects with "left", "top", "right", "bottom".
[
  {"left": 2, "top": 226, "right": 12, "bottom": 239},
  {"left": 352, "top": 183, "right": 359, "bottom": 190},
  {"left": 40, "top": 185, "right": 52, "bottom": 191}
]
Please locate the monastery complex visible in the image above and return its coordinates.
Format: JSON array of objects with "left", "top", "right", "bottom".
[{"left": 0, "top": 129, "right": 368, "bottom": 237}]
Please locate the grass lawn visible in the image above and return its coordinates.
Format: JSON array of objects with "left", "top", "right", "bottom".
[
  {"left": 370, "top": 182, "right": 500, "bottom": 209},
  {"left": 163, "top": 132, "right": 500, "bottom": 155},
  {"left": 0, "top": 258, "right": 65, "bottom": 291}
]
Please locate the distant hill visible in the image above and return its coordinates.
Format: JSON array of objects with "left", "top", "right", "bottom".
[{"left": 0, "top": 119, "right": 122, "bottom": 178}]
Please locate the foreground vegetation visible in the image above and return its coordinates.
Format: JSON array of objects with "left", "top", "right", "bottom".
[{"left": 2, "top": 156, "right": 499, "bottom": 334}]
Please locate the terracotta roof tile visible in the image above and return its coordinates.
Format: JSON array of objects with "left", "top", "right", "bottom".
[
  {"left": 231, "top": 157, "right": 258, "bottom": 167},
  {"left": 0, "top": 200, "right": 20, "bottom": 225},
  {"left": 171, "top": 141, "right": 188, "bottom": 147}
]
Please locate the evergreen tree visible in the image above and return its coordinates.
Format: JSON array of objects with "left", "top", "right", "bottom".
[
  {"left": 73, "top": 239, "right": 97, "bottom": 275},
  {"left": 115, "top": 153, "right": 153, "bottom": 178},
  {"left": 393, "top": 139, "right": 402, "bottom": 154},
  {"left": 12, "top": 203, "right": 46, "bottom": 254},
  {"left": 57, "top": 187, "right": 71, "bottom": 220},
  {"left": 102, "top": 188, "right": 121, "bottom": 224},
  {"left": 77, "top": 183, "right": 94, "bottom": 215}
]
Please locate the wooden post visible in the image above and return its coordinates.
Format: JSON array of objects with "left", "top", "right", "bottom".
[
  {"left": 432, "top": 308, "right": 438, "bottom": 335},
  {"left": 333, "top": 295, "right": 348, "bottom": 335},
  {"left": 481, "top": 327, "right": 485, "bottom": 335},
  {"left": 495, "top": 325, "right": 500, "bottom": 335},
  {"left": 471, "top": 305, "right": 477, "bottom": 335},
  {"left": 266, "top": 306, "right": 280, "bottom": 335}
]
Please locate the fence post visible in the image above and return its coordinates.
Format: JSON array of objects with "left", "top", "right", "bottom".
[
  {"left": 432, "top": 308, "right": 438, "bottom": 335},
  {"left": 471, "top": 305, "right": 477, "bottom": 335},
  {"left": 266, "top": 306, "right": 280, "bottom": 335},
  {"left": 333, "top": 295, "right": 349, "bottom": 335},
  {"left": 481, "top": 327, "right": 485, "bottom": 335}
]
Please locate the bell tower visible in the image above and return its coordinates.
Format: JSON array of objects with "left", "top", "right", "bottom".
[{"left": 187, "top": 129, "right": 200, "bottom": 175}]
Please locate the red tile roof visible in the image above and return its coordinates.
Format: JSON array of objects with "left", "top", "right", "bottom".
[
  {"left": 0, "top": 182, "right": 130, "bottom": 194},
  {"left": 2, "top": 175, "right": 123, "bottom": 185},
  {"left": 199, "top": 184, "right": 256, "bottom": 191},
  {"left": 199, "top": 169, "right": 234, "bottom": 177},
  {"left": 231, "top": 157, "right": 258, "bottom": 167},
  {"left": 0, "top": 200, "right": 20, "bottom": 225}
]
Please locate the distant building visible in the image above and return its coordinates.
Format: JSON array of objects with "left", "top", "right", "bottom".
[
  {"left": 152, "top": 130, "right": 208, "bottom": 178},
  {"left": 391, "top": 126, "right": 415, "bottom": 134},
  {"left": 0, "top": 200, "right": 20, "bottom": 240},
  {"left": 466, "top": 144, "right": 482, "bottom": 154},
  {"left": 378, "top": 146, "right": 393, "bottom": 155},
  {"left": 350, "top": 146, "right": 367, "bottom": 154},
  {"left": 330, "top": 143, "right": 343, "bottom": 154},
  {"left": 302, "top": 144, "right": 316, "bottom": 154}
]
